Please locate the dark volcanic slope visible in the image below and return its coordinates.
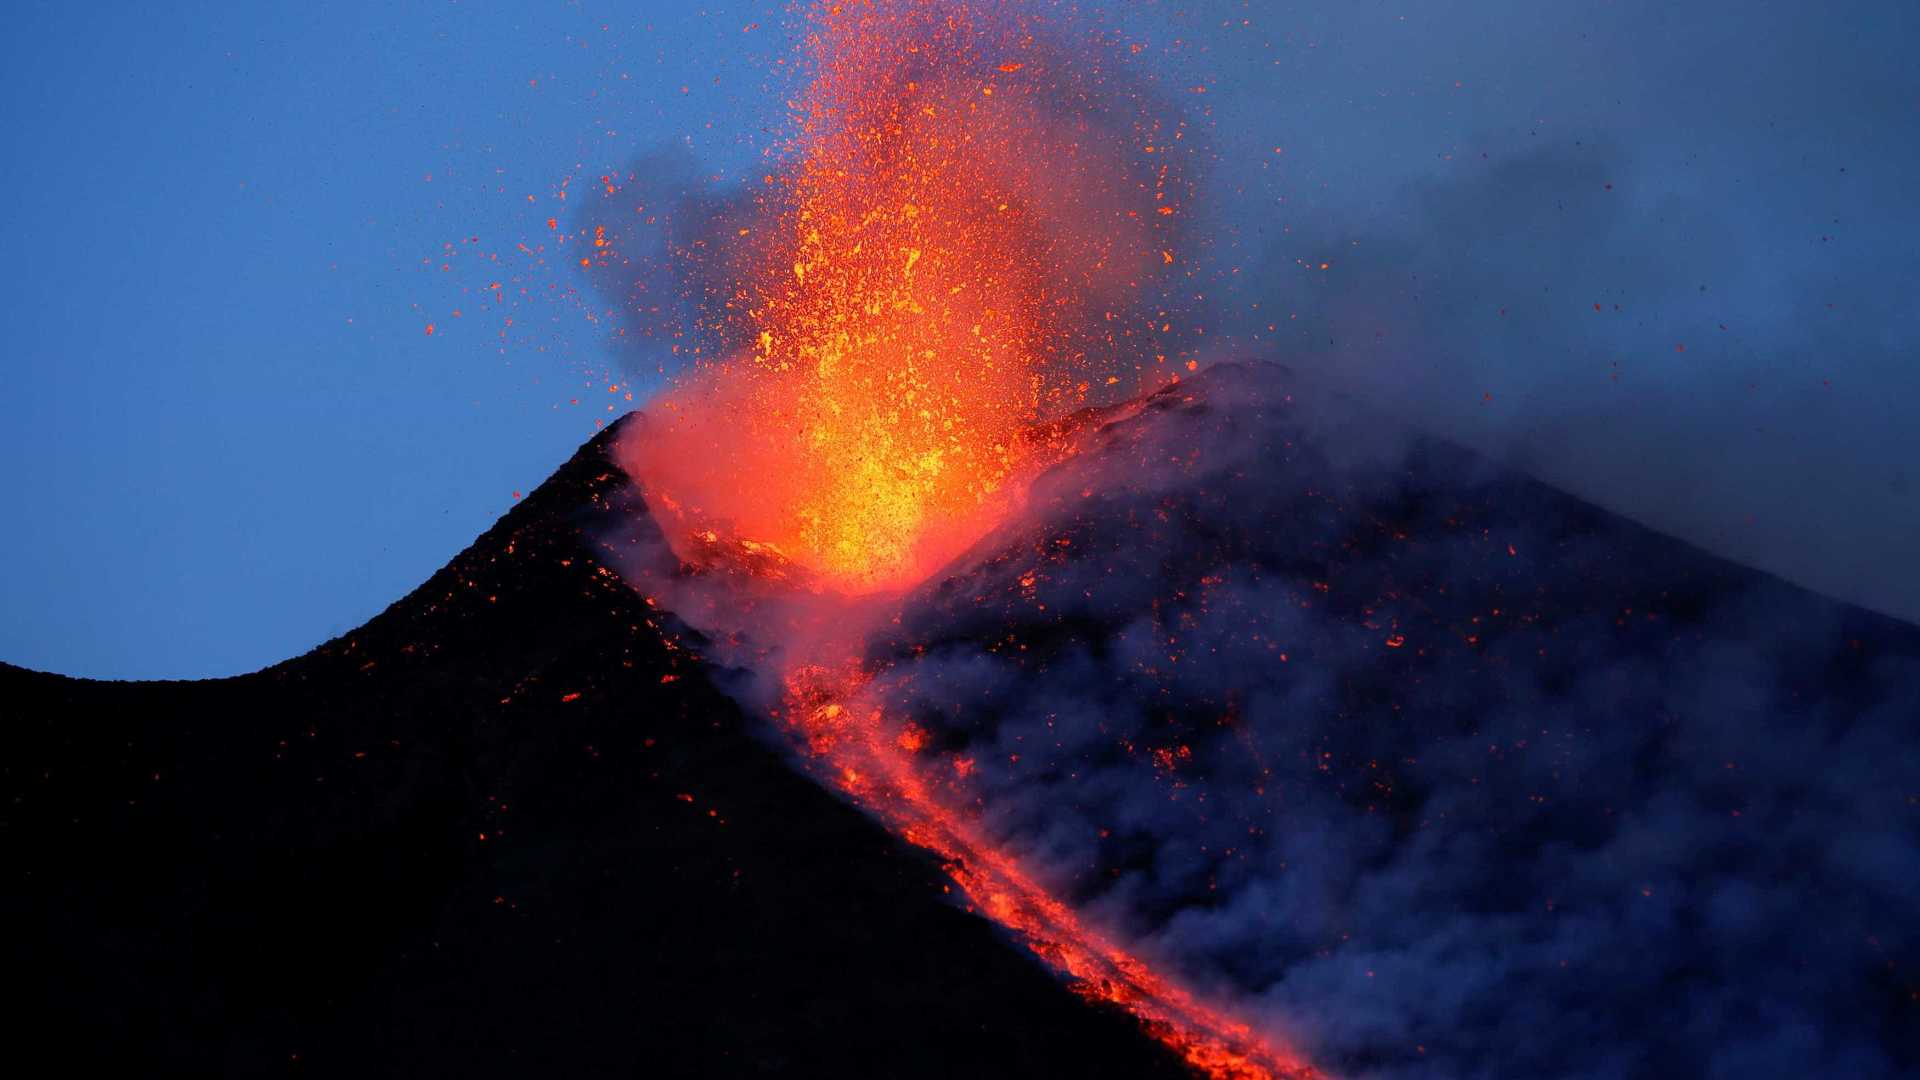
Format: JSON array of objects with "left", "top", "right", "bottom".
[
  {"left": 850, "top": 363, "right": 1920, "bottom": 1078},
  {"left": 2, "top": 420, "right": 1191, "bottom": 1078}
]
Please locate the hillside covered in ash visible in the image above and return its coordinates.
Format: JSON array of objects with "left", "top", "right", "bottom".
[{"left": 835, "top": 362, "right": 1920, "bottom": 1078}]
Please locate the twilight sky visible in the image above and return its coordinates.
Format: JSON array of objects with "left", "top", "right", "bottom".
[{"left": 3, "top": 0, "right": 1916, "bottom": 678}]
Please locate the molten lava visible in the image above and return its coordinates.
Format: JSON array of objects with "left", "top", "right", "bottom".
[
  {"left": 625, "top": 0, "right": 1187, "bottom": 592},
  {"left": 616, "top": 3, "right": 1306, "bottom": 1076},
  {"left": 781, "top": 658, "right": 1318, "bottom": 1080}
]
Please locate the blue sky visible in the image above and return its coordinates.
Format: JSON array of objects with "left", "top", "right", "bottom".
[
  {"left": 1, "top": 2, "right": 787, "bottom": 677},
  {"left": 4, "top": 1, "right": 1916, "bottom": 677}
]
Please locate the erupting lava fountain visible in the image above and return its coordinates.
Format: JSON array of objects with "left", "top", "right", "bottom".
[{"left": 609, "top": 3, "right": 1314, "bottom": 1077}]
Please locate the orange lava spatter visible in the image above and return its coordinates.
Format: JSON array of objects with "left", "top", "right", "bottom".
[{"left": 627, "top": 0, "right": 1185, "bottom": 593}]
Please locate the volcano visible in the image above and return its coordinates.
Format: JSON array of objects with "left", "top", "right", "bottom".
[{"left": 9, "top": 362, "right": 1918, "bottom": 1077}]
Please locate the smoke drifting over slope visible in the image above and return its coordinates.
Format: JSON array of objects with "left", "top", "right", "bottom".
[
  {"left": 1182, "top": 1, "right": 1920, "bottom": 624},
  {"left": 1233, "top": 135, "right": 1920, "bottom": 631},
  {"left": 611, "top": 362, "right": 1919, "bottom": 1078}
]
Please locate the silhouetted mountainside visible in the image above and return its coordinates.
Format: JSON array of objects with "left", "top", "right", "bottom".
[{"left": 2, "top": 417, "right": 1191, "bottom": 1078}]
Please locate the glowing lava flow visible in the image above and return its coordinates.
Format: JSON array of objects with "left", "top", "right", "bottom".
[
  {"left": 614, "top": 3, "right": 1309, "bottom": 1075},
  {"left": 780, "top": 653, "right": 1319, "bottom": 1080}
]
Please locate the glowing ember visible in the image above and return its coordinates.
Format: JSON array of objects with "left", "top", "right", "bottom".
[{"left": 624, "top": 0, "right": 1185, "bottom": 592}]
